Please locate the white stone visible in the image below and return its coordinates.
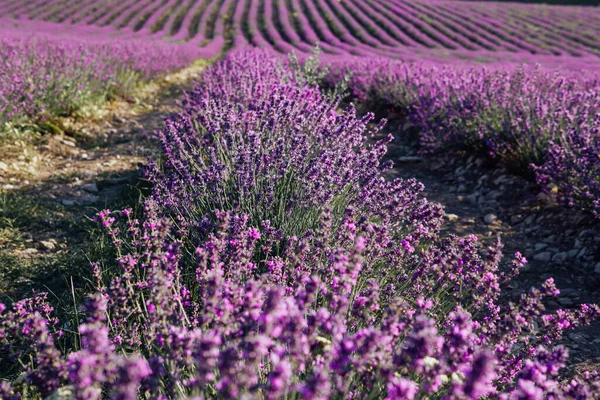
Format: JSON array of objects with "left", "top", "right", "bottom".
[
  {"left": 445, "top": 213, "right": 460, "bottom": 222},
  {"left": 40, "top": 240, "right": 56, "bottom": 251}
]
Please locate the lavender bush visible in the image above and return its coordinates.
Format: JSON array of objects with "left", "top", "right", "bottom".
[
  {"left": 325, "top": 57, "right": 600, "bottom": 218},
  {"left": 1, "top": 49, "right": 600, "bottom": 399},
  {"left": 0, "top": 31, "right": 199, "bottom": 131},
  {"left": 534, "top": 124, "right": 600, "bottom": 218}
]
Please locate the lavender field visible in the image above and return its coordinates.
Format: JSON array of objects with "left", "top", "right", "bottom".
[
  {"left": 1, "top": 0, "right": 600, "bottom": 61},
  {"left": 1, "top": 0, "right": 600, "bottom": 399}
]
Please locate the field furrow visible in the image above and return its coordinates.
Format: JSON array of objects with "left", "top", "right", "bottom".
[
  {"left": 263, "top": 0, "right": 304, "bottom": 53},
  {"left": 247, "top": 0, "right": 277, "bottom": 49},
  {"left": 0, "top": 0, "right": 599, "bottom": 61},
  {"left": 471, "top": 5, "right": 572, "bottom": 56},
  {"left": 133, "top": 0, "right": 171, "bottom": 32},
  {"left": 169, "top": 0, "right": 199, "bottom": 36},
  {"left": 369, "top": 0, "right": 447, "bottom": 48},
  {"left": 67, "top": 0, "right": 109, "bottom": 23},
  {"left": 288, "top": 0, "right": 343, "bottom": 54},
  {"left": 271, "top": 0, "right": 310, "bottom": 51},
  {"left": 200, "top": 0, "right": 233, "bottom": 50},
  {"left": 409, "top": 1, "right": 497, "bottom": 51},
  {"left": 201, "top": 0, "right": 226, "bottom": 43},
  {"left": 118, "top": 0, "right": 162, "bottom": 30},
  {"left": 347, "top": 0, "right": 415, "bottom": 47},
  {"left": 27, "top": 0, "right": 65, "bottom": 19},
  {"left": 222, "top": 0, "right": 244, "bottom": 50},
  {"left": 387, "top": 0, "right": 468, "bottom": 50},
  {"left": 140, "top": 0, "right": 183, "bottom": 34},
  {"left": 0, "top": 0, "right": 23, "bottom": 14},
  {"left": 433, "top": 3, "right": 521, "bottom": 52},
  {"left": 56, "top": 0, "right": 96, "bottom": 23},
  {"left": 185, "top": 0, "right": 214, "bottom": 41},
  {"left": 91, "top": 0, "right": 140, "bottom": 26},
  {"left": 444, "top": 5, "right": 549, "bottom": 54},
  {"left": 324, "top": 0, "right": 392, "bottom": 48},
  {"left": 506, "top": 10, "right": 600, "bottom": 56},
  {"left": 360, "top": 0, "right": 427, "bottom": 47},
  {"left": 3, "top": 0, "right": 44, "bottom": 18}
]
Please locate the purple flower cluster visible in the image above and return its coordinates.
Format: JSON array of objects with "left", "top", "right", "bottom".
[
  {"left": 1, "top": 49, "right": 600, "bottom": 399},
  {"left": 325, "top": 57, "right": 600, "bottom": 217},
  {"left": 0, "top": 26, "right": 199, "bottom": 126},
  {"left": 534, "top": 125, "right": 600, "bottom": 218}
]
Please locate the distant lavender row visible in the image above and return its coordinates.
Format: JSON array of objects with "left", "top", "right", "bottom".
[
  {"left": 0, "top": 25, "right": 200, "bottom": 127},
  {"left": 2, "top": 49, "right": 599, "bottom": 399},
  {"left": 326, "top": 57, "right": 600, "bottom": 217},
  {"left": 2, "top": 0, "right": 600, "bottom": 64}
]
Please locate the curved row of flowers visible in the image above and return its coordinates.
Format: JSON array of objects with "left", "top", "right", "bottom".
[
  {"left": 326, "top": 58, "right": 600, "bottom": 219},
  {"left": 1, "top": 49, "right": 600, "bottom": 399},
  {"left": 0, "top": 29, "right": 200, "bottom": 129}
]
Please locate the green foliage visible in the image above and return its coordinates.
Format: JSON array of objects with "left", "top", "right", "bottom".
[{"left": 287, "top": 46, "right": 351, "bottom": 101}]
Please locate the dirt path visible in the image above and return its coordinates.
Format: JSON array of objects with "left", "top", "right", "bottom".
[
  {"left": 382, "top": 120, "right": 600, "bottom": 375},
  {"left": 0, "top": 66, "right": 204, "bottom": 301}
]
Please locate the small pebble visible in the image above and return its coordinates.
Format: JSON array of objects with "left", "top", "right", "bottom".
[
  {"left": 397, "top": 156, "right": 423, "bottom": 163},
  {"left": 483, "top": 213, "right": 497, "bottom": 224},
  {"left": 552, "top": 252, "right": 568, "bottom": 263},
  {"left": 40, "top": 240, "right": 56, "bottom": 251},
  {"left": 533, "top": 252, "right": 552, "bottom": 262},
  {"left": 557, "top": 297, "right": 574, "bottom": 307},
  {"left": 567, "top": 249, "right": 579, "bottom": 258},
  {"left": 81, "top": 182, "right": 99, "bottom": 193},
  {"left": 534, "top": 243, "right": 548, "bottom": 252},
  {"left": 445, "top": 213, "right": 460, "bottom": 222}
]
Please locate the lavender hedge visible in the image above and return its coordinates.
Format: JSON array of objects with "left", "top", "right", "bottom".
[
  {"left": 0, "top": 31, "right": 199, "bottom": 130},
  {"left": 326, "top": 58, "right": 600, "bottom": 218},
  {"left": 2, "top": 50, "right": 600, "bottom": 399}
]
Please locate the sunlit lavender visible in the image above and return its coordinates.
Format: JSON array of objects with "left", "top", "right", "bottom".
[
  {"left": 1, "top": 0, "right": 600, "bottom": 398},
  {"left": 2, "top": 50, "right": 600, "bottom": 399}
]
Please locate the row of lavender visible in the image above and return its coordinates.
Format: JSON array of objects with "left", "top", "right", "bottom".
[
  {"left": 0, "top": 23, "right": 200, "bottom": 130},
  {"left": 2, "top": 49, "right": 600, "bottom": 399},
  {"left": 3, "top": 0, "right": 600, "bottom": 63},
  {"left": 326, "top": 58, "right": 600, "bottom": 218}
]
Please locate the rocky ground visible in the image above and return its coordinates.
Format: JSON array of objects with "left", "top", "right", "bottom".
[{"left": 383, "top": 120, "right": 600, "bottom": 376}]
